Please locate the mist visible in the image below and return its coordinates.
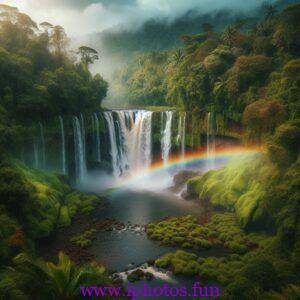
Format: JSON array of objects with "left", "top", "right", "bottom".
[{"left": 3, "top": 0, "right": 273, "bottom": 37}]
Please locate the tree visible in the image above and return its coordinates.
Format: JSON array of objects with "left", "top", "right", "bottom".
[
  {"left": 39, "top": 21, "right": 53, "bottom": 35},
  {"left": 50, "top": 25, "right": 69, "bottom": 54},
  {"left": 222, "top": 26, "right": 238, "bottom": 48},
  {"left": 77, "top": 46, "right": 99, "bottom": 68},
  {"left": 243, "top": 100, "right": 286, "bottom": 142},
  {"left": 263, "top": 3, "right": 277, "bottom": 20},
  {"left": 0, "top": 4, "right": 19, "bottom": 22},
  {"left": 169, "top": 49, "right": 184, "bottom": 66}
]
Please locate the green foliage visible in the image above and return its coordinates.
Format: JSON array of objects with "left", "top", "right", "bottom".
[
  {"left": 6, "top": 251, "right": 109, "bottom": 300},
  {"left": 187, "top": 154, "right": 278, "bottom": 229},
  {"left": 0, "top": 6, "right": 107, "bottom": 128},
  {"left": 243, "top": 100, "right": 286, "bottom": 142},
  {"left": 267, "top": 120, "right": 300, "bottom": 168},
  {"left": 70, "top": 229, "right": 96, "bottom": 248},
  {"left": 147, "top": 213, "right": 255, "bottom": 254},
  {"left": 0, "top": 156, "right": 104, "bottom": 266},
  {"left": 113, "top": 2, "right": 299, "bottom": 127},
  {"left": 58, "top": 206, "right": 71, "bottom": 227}
]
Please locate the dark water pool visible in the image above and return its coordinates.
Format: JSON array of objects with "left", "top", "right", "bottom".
[{"left": 90, "top": 189, "right": 200, "bottom": 271}]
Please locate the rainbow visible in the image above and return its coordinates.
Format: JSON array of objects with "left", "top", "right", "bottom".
[{"left": 119, "top": 145, "right": 262, "bottom": 187}]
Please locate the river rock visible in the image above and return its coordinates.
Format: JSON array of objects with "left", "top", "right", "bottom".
[{"left": 169, "top": 170, "right": 200, "bottom": 193}]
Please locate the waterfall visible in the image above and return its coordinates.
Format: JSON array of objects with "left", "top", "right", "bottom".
[
  {"left": 79, "top": 114, "right": 86, "bottom": 164},
  {"left": 129, "top": 110, "right": 153, "bottom": 171},
  {"left": 115, "top": 110, "right": 153, "bottom": 176},
  {"left": 104, "top": 111, "right": 119, "bottom": 177},
  {"left": 73, "top": 116, "right": 87, "bottom": 182},
  {"left": 206, "top": 112, "right": 216, "bottom": 170},
  {"left": 176, "top": 112, "right": 186, "bottom": 158},
  {"left": 91, "top": 114, "right": 96, "bottom": 157},
  {"left": 177, "top": 114, "right": 182, "bottom": 144},
  {"left": 139, "top": 111, "right": 153, "bottom": 169},
  {"left": 39, "top": 122, "right": 45, "bottom": 168},
  {"left": 181, "top": 112, "right": 186, "bottom": 158},
  {"left": 161, "top": 111, "right": 173, "bottom": 165},
  {"left": 59, "top": 116, "right": 66, "bottom": 174},
  {"left": 115, "top": 111, "right": 129, "bottom": 174},
  {"left": 94, "top": 113, "right": 101, "bottom": 162}
]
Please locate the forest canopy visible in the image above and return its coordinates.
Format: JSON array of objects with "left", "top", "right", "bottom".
[
  {"left": 0, "top": 4, "right": 107, "bottom": 124},
  {"left": 114, "top": 3, "right": 300, "bottom": 124}
]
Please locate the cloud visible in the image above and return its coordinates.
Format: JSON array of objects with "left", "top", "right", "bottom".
[{"left": 1, "top": 0, "right": 270, "bottom": 37}]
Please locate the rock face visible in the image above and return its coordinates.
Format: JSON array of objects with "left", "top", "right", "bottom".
[
  {"left": 127, "top": 268, "right": 154, "bottom": 282},
  {"left": 169, "top": 170, "right": 200, "bottom": 194}
]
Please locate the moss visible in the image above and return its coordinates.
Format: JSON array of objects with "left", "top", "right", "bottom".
[
  {"left": 58, "top": 206, "right": 71, "bottom": 227},
  {"left": 1, "top": 161, "right": 104, "bottom": 240},
  {"left": 70, "top": 229, "right": 96, "bottom": 248},
  {"left": 186, "top": 154, "right": 277, "bottom": 229},
  {"left": 147, "top": 213, "right": 254, "bottom": 254}
]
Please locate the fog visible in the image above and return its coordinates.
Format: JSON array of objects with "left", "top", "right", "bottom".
[{"left": 2, "top": 0, "right": 272, "bottom": 37}]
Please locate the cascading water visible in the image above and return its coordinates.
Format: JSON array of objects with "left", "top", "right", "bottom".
[
  {"left": 161, "top": 111, "right": 173, "bottom": 165},
  {"left": 59, "top": 116, "right": 66, "bottom": 174},
  {"left": 115, "top": 110, "right": 153, "bottom": 176},
  {"left": 94, "top": 113, "right": 101, "bottom": 162},
  {"left": 206, "top": 112, "right": 216, "bottom": 170},
  {"left": 115, "top": 111, "right": 129, "bottom": 174},
  {"left": 181, "top": 112, "right": 186, "bottom": 158},
  {"left": 177, "top": 114, "right": 182, "bottom": 143},
  {"left": 39, "top": 122, "right": 45, "bottom": 168},
  {"left": 104, "top": 111, "right": 120, "bottom": 177},
  {"left": 29, "top": 110, "right": 189, "bottom": 184},
  {"left": 91, "top": 115, "right": 95, "bottom": 157},
  {"left": 73, "top": 116, "right": 87, "bottom": 183},
  {"left": 176, "top": 112, "right": 186, "bottom": 158},
  {"left": 80, "top": 114, "right": 86, "bottom": 164}
]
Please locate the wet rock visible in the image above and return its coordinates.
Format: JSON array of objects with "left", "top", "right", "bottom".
[
  {"left": 169, "top": 170, "right": 200, "bottom": 193},
  {"left": 127, "top": 268, "right": 145, "bottom": 282},
  {"left": 145, "top": 272, "right": 154, "bottom": 281},
  {"left": 147, "top": 259, "right": 155, "bottom": 266}
]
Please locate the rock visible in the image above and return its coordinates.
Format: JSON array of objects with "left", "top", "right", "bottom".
[
  {"left": 127, "top": 268, "right": 145, "bottom": 282},
  {"left": 147, "top": 259, "right": 155, "bottom": 266},
  {"left": 170, "top": 170, "right": 200, "bottom": 193},
  {"left": 145, "top": 272, "right": 154, "bottom": 281},
  {"left": 113, "top": 277, "right": 123, "bottom": 285},
  {"left": 174, "top": 170, "right": 199, "bottom": 185}
]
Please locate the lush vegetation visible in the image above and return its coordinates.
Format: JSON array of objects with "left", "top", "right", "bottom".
[
  {"left": 0, "top": 4, "right": 107, "bottom": 156},
  {"left": 0, "top": 5, "right": 112, "bottom": 299},
  {"left": 134, "top": 3, "right": 300, "bottom": 298},
  {"left": 0, "top": 251, "right": 114, "bottom": 300},
  {"left": 147, "top": 213, "right": 258, "bottom": 254},
  {"left": 114, "top": 3, "right": 300, "bottom": 124},
  {"left": 0, "top": 1, "right": 299, "bottom": 299},
  {"left": 148, "top": 114, "right": 299, "bottom": 297},
  {"left": 0, "top": 157, "right": 103, "bottom": 260}
]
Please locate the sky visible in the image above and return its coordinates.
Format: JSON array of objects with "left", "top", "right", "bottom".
[{"left": 0, "top": 0, "right": 268, "bottom": 37}]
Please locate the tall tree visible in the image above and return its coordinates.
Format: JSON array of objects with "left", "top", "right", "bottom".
[
  {"left": 50, "top": 25, "right": 69, "bottom": 54},
  {"left": 222, "top": 25, "right": 238, "bottom": 48},
  {"left": 170, "top": 49, "right": 184, "bottom": 66},
  {"left": 77, "top": 46, "right": 99, "bottom": 68}
]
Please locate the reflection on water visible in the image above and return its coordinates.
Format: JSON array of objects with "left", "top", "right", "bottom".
[{"left": 90, "top": 190, "right": 199, "bottom": 271}]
